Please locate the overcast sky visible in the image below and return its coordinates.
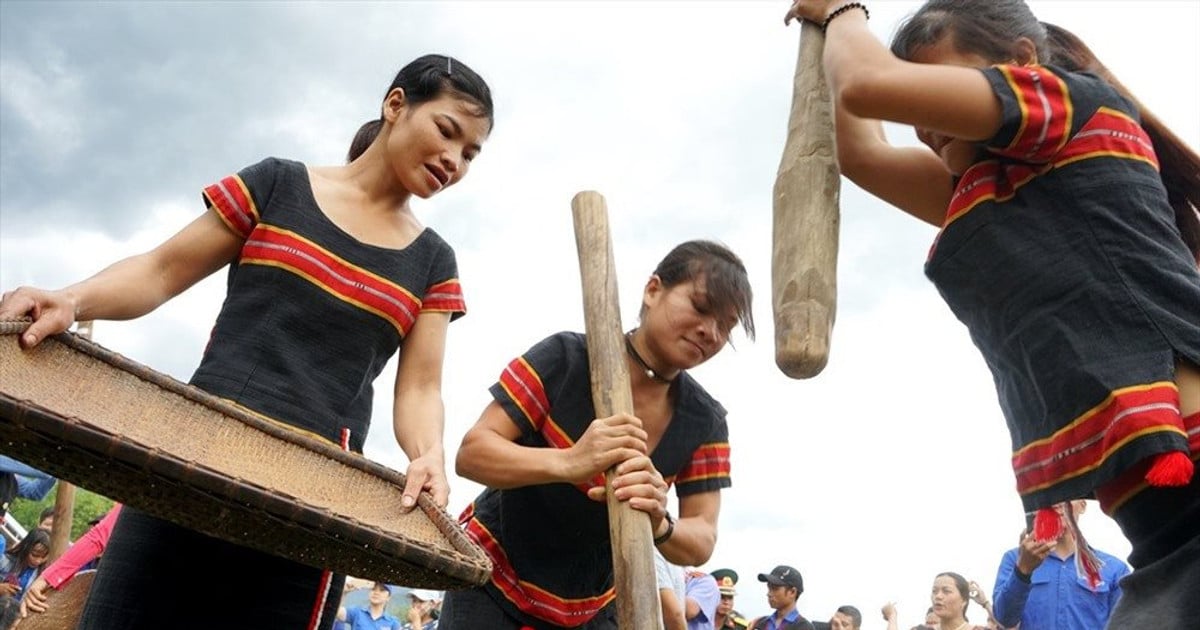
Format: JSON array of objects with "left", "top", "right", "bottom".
[{"left": 2, "top": 1, "right": 1197, "bottom": 626}]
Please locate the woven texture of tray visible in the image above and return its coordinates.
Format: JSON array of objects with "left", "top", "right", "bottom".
[
  {"left": 0, "top": 322, "right": 490, "bottom": 589},
  {"left": 18, "top": 570, "right": 95, "bottom": 630}
]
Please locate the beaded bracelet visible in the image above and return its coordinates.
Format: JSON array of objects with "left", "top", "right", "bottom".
[
  {"left": 653, "top": 512, "right": 676, "bottom": 545},
  {"left": 822, "top": 2, "right": 869, "bottom": 32}
]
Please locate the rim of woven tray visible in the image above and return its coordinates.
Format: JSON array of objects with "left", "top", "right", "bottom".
[{"left": 0, "top": 319, "right": 490, "bottom": 585}]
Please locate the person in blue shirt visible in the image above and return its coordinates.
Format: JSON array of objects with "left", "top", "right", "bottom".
[
  {"left": 0, "top": 456, "right": 56, "bottom": 556},
  {"left": 749, "top": 566, "right": 815, "bottom": 630},
  {"left": 686, "top": 571, "right": 720, "bottom": 630},
  {"left": 992, "top": 501, "right": 1129, "bottom": 629},
  {"left": 0, "top": 528, "right": 50, "bottom": 599},
  {"left": 338, "top": 582, "right": 401, "bottom": 630}
]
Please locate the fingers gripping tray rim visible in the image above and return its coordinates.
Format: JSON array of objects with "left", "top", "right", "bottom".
[{"left": 0, "top": 324, "right": 490, "bottom": 589}]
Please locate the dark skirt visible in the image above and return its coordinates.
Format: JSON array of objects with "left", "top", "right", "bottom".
[
  {"left": 77, "top": 507, "right": 343, "bottom": 630},
  {"left": 440, "top": 586, "right": 617, "bottom": 630}
]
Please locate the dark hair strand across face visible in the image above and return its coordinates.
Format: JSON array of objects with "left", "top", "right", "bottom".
[{"left": 651, "top": 240, "right": 755, "bottom": 340}]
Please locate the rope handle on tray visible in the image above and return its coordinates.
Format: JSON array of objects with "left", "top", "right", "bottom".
[{"left": 0, "top": 318, "right": 32, "bottom": 335}]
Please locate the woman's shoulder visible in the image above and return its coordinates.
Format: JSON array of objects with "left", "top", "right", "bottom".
[{"left": 676, "top": 372, "right": 727, "bottom": 422}]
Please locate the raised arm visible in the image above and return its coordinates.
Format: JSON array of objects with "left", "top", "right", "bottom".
[
  {"left": 787, "top": 2, "right": 1003, "bottom": 139},
  {"left": 992, "top": 538, "right": 1051, "bottom": 628},
  {"left": 392, "top": 311, "right": 452, "bottom": 510},
  {"left": 0, "top": 211, "right": 243, "bottom": 347},
  {"left": 834, "top": 100, "right": 954, "bottom": 226}
]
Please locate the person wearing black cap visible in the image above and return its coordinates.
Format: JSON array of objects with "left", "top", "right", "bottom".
[
  {"left": 710, "top": 568, "right": 749, "bottom": 629},
  {"left": 750, "top": 565, "right": 814, "bottom": 630}
]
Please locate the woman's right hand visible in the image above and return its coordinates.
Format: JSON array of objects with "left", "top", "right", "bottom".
[
  {"left": 19, "top": 576, "right": 52, "bottom": 615},
  {"left": 0, "top": 286, "right": 77, "bottom": 348},
  {"left": 562, "top": 413, "right": 648, "bottom": 483}
]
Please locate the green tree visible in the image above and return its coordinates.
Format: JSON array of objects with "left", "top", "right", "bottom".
[{"left": 9, "top": 485, "right": 116, "bottom": 540}]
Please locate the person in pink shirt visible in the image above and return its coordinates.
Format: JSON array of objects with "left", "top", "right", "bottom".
[{"left": 18, "top": 504, "right": 121, "bottom": 619}]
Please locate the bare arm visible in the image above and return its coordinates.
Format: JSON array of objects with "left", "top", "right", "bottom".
[
  {"left": 0, "top": 211, "right": 242, "bottom": 346},
  {"left": 455, "top": 401, "right": 647, "bottom": 489},
  {"left": 661, "top": 588, "right": 686, "bottom": 630},
  {"left": 787, "top": 3, "right": 1003, "bottom": 140},
  {"left": 655, "top": 491, "right": 720, "bottom": 567},
  {"left": 835, "top": 105, "right": 954, "bottom": 227},
  {"left": 392, "top": 311, "right": 452, "bottom": 509}
]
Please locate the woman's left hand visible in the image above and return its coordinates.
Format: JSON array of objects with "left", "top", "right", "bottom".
[
  {"left": 586, "top": 455, "right": 669, "bottom": 529},
  {"left": 784, "top": 0, "right": 842, "bottom": 26},
  {"left": 401, "top": 450, "right": 450, "bottom": 511}
]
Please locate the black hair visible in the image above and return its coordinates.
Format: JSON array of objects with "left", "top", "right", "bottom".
[
  {"left": 5, "top": 528, "right": 50, "bottom": 573},
  {"left": 647, "top": 240, "right": 756, "bottom": 340},
  {"left": 891, "top": 0, "right": 1200, "bottom": 262},
  {"left": 0, "top": 596, "right": 19, "bottom": 630},
  {"left": 934, "top": 571, "right": 971, "bottom": 617},
  {"left": 38, "top": 507, "right": 54, "bottom": 523},
  {"left": 836, "top": 605, "right": 863, "bottom": 628},
  {"left": 347, "top": 54, "right": 494, "bottom": 163}
]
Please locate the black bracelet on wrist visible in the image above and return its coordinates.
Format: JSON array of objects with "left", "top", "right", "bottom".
[
  {"left": 653, "top": 512, "right": 676, "bottom": 545},
  {"left": 822, "top": 2, "right": 869, "bottom": 32},
  {"left": 1015, "top": 568, "right": 1032, "bottom": 583}
]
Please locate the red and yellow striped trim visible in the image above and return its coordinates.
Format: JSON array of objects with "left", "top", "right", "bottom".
[
  {"left": 460, "top": 504, "right": 615, "bottom": 627},
  {"left": 930, "top": 106, "right": 1160, "bottom": 258},
  {"left": 1096, "top": 411, "right": 1200, "bottom": 513},
  {"left": 676, "top": 442, "right": 731, "bottom": 486},
  {"left": 421, "top": 278, "right": 466, "bottom": 314},
  {"left": 1012, "top": 382, "right": 1185, "bottom": 495},
  {"left": 203, "top": 175, "right": 260, "bottom": 239},
  {"left": 994, "top": 65, "right": 1073, "bottom": 163},
  {"left": 1053, "top": 107, "right": 1159, "bottom": 171},
  {"left": 498, "top": 357, "right": 550, "bottom": 432},
  {"left": 240, "top": 225, "right": 422, "bottom": 336}
]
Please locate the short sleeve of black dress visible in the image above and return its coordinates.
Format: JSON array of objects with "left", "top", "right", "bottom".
[
  {"left": 978, "top": 63, "right": 1144, "bottom": 165},
  {"left": 488, "top": 332, "right": 576, "bottom": 439}
]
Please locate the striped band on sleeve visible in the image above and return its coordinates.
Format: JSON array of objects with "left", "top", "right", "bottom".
[
  {"left": 675, "top": 442, "right": 731, "bottom": 495},
  {"left": 986, "top": 65, "right": 1073, "bottom": 164},
  {"left": 421, "top": 278, "right": 466, "bottom": 315},
  {"left": 494, "top": 356, "right": 551, "bottom": 433},
  {"left": 203, "top": 174, "right": 260, "bottom": 239}
]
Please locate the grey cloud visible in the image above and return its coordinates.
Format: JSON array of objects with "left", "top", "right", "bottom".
[{"left": 0, "top": 2, "right": 443, "bottom": 236}]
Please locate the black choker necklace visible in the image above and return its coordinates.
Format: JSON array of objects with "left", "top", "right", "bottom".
[{"left": 625, "top": 331, "right": 674, "bottom": 384}]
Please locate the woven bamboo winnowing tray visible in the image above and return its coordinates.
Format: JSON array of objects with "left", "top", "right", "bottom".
[
  {"left": 0, "top": 323, "right": 490, "bottom": 589},
  {"left": 18, "top": 569, "right": 95, "bottom": 630}
]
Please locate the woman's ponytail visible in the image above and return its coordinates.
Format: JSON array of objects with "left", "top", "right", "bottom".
[{"left": 346, "top": 119, "right": 384, "bottom": 163}]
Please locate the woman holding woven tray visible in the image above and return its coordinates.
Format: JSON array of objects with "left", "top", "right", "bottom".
[
  {"left": 0, "top": 55, "right": 492, "bottom": 629},
  {"left": 444, "top": 240, "right": 754, "bottom": 629}
]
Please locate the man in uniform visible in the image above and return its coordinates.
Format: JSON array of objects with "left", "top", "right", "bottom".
[{"left": 710, "top": 568, "right": 749, "bottom": 629}]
